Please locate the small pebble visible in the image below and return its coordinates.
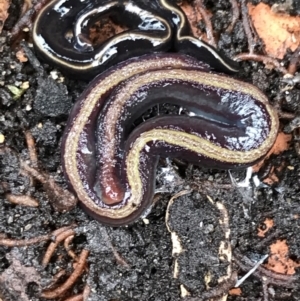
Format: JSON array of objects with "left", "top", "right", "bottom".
[
  {"left": 21, "top": 81, "right": 30, "bottom": 89},
  {"left": 143, "top": 218, "right": 150, "bottom": 225},
  {"left": 0, "top": 133, "right": 5, "bottom": 143},
  {"left": 203, "top": 224, "right": 214, "bottom": 234},
  {"left": 50, "top": 70, "right": 59, "bottom": 80},
  {"left": 25, "top": 224, "right": 32, "bottom": 231}
]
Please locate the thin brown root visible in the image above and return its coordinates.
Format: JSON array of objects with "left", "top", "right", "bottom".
[
  {"left": 226, "top": 0, "right": 240, "bottom": 33},
  {"left": 42, "top": 229, "right": 76, "bottom": 266},
  {"left": 194, "top": 0, "right": 217, "bottom": 48},
  {"left": 64, "top": 235, "right": 77, "bottom": 260},
  {"left": 82, "top": 285, "right": 91, "bottom": 300},
  {"left": 63, "top": 285, "right": 91, "bottom": 301},
  {"left": 64, "top": 235, "right": 89, "bottom": 273},
  {"left": 102, "top": 229, "right": 130, "bottom": 268},
  {"left": 20, "top": 160, "right": 77, "bottom": 212},
  {"left": 234, "top": 53, "right": 288, "bottom": 75},
  {"left": 184, "top": 271, "right": 237, "bottom": 301},
  {"left": 1, "top": 139, "right": 77, "bottom": 212},
  {"left": 192, "top": 180, "right": 234, "bottom": 191},
  {"left": 287, "top": 46, "right": 300, "bottom": 75},
  {"left": 5, "top": 193, "right": 39, "bottom": 207},
  {"left": 41, "top": 249, "right": 89, "bottom": 299},
  {"left": 51, "top": 225, "right": 77, "bottom": 238},
  {"left": 0, "top": 233, "right": 51, "bottom": 247},
  {"left": 0, "top": 225, "right": 74, "bottom": 247},
  {"left": 21, "top": 0, "right": 33, "bottom": 16},
  {"left": 24, "top": 131, "right": 38, "bottom": 168},
  {"left": 48, "top": 269, "right": 67, "bottom": 289},
  {"left": 278, "top": 111, "right": 296, "bottom": 120},
  {"left": 11, "top": 0, "right": 51, "bottom": 44},
  {"left": 240, "top": 0, "right": 258, "bottom": 54}
]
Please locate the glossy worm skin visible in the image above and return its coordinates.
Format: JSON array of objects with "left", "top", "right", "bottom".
[
  {"left": 32, "top": 0, "right": 239, "bottom": 79},
  {"left": 62, "top": 53, "right": 279, "bottom": 226},
  {"left": 34, "top": 0, "right": 278, "bottom": 225}
]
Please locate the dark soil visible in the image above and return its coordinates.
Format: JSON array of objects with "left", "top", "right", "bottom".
[{"left": 1, "top": 0, "right": 300, "bottom": 301}]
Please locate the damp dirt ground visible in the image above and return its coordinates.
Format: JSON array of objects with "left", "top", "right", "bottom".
[{"left": 1, "top": 0, "right": 300, "bottom": 300}]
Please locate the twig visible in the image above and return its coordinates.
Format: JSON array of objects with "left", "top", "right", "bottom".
[
  {"left": 191, "top": 180, "right": 234, "bottom": 191},
  {"left": 21, "top": 0, "right": 33, "bottom": 16},
  {"left": 226, "top": 0, "right": 240, "bottom": 33},
  {"left": 235, "top": 0, "right": 289, "bottom": 76},
  {"left": 233, "top": 249, "right": 298, "bottom": 288},
  {"left": 11, "top": 0, "right": 51, "bottom": 43},
  {"left": 194, "top": 0, "right": 217, "bottom": 48},
  {"left": 278, "top": 110, "right": 296, "bottom": 120},
  {"left": 41, "top": 249, "right": 89, "bottom": 299},
  {"left": 255, "top": 229, "right": 281, "bottom": 250},
  {"left": 262, "top": 277, "right": 269, "bottom": 301},
  {"left": 287, "top": 46, "right": 300, "bottom": 75},
  {"left": 184, "top": 271, "right": 238, "bottom": 301},
  {"left": 20, "top": 160, "right": 77, "bottom": 212},
  {"left": 234, "top": 53, "right": 288, "bottom": 75},
  {"left": 20, "top": 41, "right": 44, "bottom": 76},
  {"left": 235, "top": 254, "right": 269, "bottom": 287},
  {"left": 240, "top": 0, "right": 257, "bottom": 54},
  {"left": 24, "top": 131, "right": 38, "bottom": 168}
]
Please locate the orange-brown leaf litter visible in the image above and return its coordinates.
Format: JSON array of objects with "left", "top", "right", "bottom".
[
  {"left": 265, "top": 240, "right": 300, "bottom": 275},
  {"left": 257, "top": 218, "right": 274, "bottom": 238},
  {"left": 252, "top": 132, "right": 292, "bottom": 184},
  {"left": 180, "top": 2, "right": 208, "bottom": 42},
  {"left": 248, "top": 3, "right": 300, "bottom": 59},
  {"left": 229, "top": 287, "right": 242, "bottom": 296}
]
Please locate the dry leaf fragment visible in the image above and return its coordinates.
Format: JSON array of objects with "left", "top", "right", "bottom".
[
  {"left": 249, "top": 3, "right": 300, "bottom": 59},
  {"left": 265, "top": 240, "right": 300, "bottom": 275}
]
